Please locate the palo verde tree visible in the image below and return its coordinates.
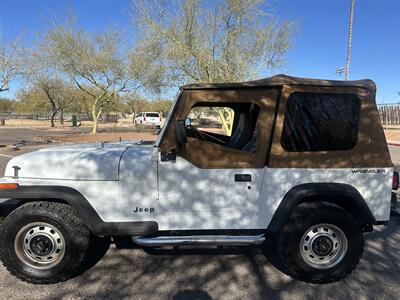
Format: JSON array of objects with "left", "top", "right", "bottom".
[
  {"left": 25, "top": 48, "right": 73, "bottom": 127},
  {"left": 41, "top": 17, "right": 133, "bottom": 133},
  {"left": 132, "top": 0, "right": 295, "bottom": 85},
  {"left": 33, "top": 79, "right": 72, "bottom": 127},
  {"left": 0, "top": 35, "right": 23, "bottom": 94}
]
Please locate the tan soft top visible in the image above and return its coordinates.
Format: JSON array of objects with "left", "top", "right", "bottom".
[
  {"left": 180, "top": 74, "right": 376, "bottom": 91},
  {"left": 160, "top": 74, "right": 391, "bottom": 169}
]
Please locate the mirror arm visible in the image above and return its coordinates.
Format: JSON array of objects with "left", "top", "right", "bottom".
[{"left": 175, "top": 120, "right": 187, "bottom": 145}]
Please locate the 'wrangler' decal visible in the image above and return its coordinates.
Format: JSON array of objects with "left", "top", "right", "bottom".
[{"left": 352, "top": 169, "right": 385, "bottom": 174}]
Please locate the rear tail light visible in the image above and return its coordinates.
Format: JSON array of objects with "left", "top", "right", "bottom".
[
  {"left": 144, "top": 116, "right": 146, "bottom": 122},
  {"left": 160, "top": 116, "right": 162, "bottom": 121},
  {"left": 392, "top": 171, "right": 399, "bottom": 190}
]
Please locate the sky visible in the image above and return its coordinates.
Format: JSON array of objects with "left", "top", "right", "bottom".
[{"left": 0, "top": 0, "right": 399, "bottom": 103}]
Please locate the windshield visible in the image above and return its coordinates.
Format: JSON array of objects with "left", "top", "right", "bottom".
[{"left": 154, "top": 91, "right": 181, "bottom": 147}]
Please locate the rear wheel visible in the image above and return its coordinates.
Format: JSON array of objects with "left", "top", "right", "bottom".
[
  {"left": 277, "top": 202, "right": 364, "bottom": 284},
  {"left": 0, "top": 202, "right": 92, "bottom": 284}
]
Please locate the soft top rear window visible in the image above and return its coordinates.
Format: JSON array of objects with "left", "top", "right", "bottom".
[{"left": 281, "top": 92, "right": 361, "bottom": 152}]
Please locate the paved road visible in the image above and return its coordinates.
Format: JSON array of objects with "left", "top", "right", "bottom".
[
  {"left": 0, "top": 138, "right": 399, "bottom": 299},
  {"left": 0, "top": 127, "right": 90, "bottom": 145}
]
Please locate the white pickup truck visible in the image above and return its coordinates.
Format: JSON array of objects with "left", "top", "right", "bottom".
[
  {"left": 134, "top": 112, "right": 162, "bottom": 128},
  {"left": 0, "top": 74, "right": 396, "bottom": 284}
]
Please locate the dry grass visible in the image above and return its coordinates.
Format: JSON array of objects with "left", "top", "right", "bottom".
[
  {"left": 2, "top": 119, "right": 71, "bottom": 127},
  {"left": 1, "top": 118, "right": 146, "bottom": 129}
]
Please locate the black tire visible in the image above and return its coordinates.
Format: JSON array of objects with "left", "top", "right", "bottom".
[
  {"left": 0, "top": 201, "right": 91, "bottom": 284},
  {"left": 277, "top": 201, "right": 364, "bottom": 284}
]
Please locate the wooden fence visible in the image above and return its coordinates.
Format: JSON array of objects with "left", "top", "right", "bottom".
[{"left": 378, "top": 104, "right": 400, "bottom": 126}]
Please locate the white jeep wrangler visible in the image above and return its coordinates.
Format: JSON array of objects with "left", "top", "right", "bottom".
[{"left": 0, "top": 75, "right": 396, "bottom": 284}]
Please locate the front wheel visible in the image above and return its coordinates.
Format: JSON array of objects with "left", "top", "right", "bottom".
[
  {"left": 0, "top": 202, "right": 93, "bottom": 284},
  {"left": 277, "top": 202, "right": 364, "bottom": 284}
]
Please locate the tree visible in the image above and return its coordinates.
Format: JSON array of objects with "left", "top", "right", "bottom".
[
  {"left": 41, "top": 17, "right": 133, "bottom": 133},
  {"left": 34, "top": 79, "right": 73, "bottom": 127},
  {"left": 0, "top": 97, "right": 15, "bottom": 112},
  {"left": 132, "top": 0, "right": 295, "bottom": 85},
  {"left": 0, "top": 35, "right": 23, "bottom": 93},
  {"left": 13, "top": 81, "right": 74, "bottom": 126},
  {"left": 26, "top": 41, "right": 75, "bottom": 127},
  {"left": 124, "top": 92, "right": 149, "bottom": 122},
  {"left": 14, "top": 88, "right": 50, "bottom": 114},
  {"left": 149, "top": 99, "right": 172, "bottom": 117}
]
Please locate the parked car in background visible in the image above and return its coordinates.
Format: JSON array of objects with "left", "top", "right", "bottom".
[{"left": 134, "top": 112, "right": 162, "bottom": 128}]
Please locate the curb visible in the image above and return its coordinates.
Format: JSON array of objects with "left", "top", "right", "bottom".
[{"left": 388, "top": 143, "right": 400, "bottom": 147}]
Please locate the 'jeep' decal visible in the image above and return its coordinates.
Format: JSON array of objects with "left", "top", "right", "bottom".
[{"left": 133, "top": 207, "right": 155, "bottom": 213}]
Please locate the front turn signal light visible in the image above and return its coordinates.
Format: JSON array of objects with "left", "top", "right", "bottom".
[{"left": 0, "top": 183, "right": 19, "bottom": 189}]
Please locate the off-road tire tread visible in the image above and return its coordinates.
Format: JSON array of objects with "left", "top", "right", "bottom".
[
  {"left": 0, "top": 201, "right": 91, "bottom": 284},
  {"left": 277, "top": 201, "right": 364, "bottom": 284}
]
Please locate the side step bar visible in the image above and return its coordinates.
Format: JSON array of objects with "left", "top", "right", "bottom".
[{"left": 132, "top": 234, "right": 265, "bottom": 247}]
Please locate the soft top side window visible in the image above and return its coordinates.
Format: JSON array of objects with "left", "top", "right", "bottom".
[
  {"left": 186, "top": 102, "right": 260, "bottom": 152},
  {"left": 281, "top": 92, "right": 361, "bottom": 152}
]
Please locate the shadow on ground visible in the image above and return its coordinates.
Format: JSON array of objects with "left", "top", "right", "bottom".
[{"left": 0, "top": 214, "right": 399, "bottom": 300}]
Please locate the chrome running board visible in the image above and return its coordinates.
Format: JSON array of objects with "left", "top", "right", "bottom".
[{"left": 132, "top": 234, "right": 265, "bottom": 247}]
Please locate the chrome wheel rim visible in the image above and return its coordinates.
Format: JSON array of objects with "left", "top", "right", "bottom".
[
  {"left": 300, "top": 223, "right": 348, "bottom": 269},
  {"left": 14, "top": 222, "right": 65, "bottom": 269}
]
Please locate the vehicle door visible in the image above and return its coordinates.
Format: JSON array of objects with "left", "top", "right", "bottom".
[{"left": 158, "top": 88, "right": 278, "bottom": 212}]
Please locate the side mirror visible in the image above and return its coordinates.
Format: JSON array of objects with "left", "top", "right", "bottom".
[
  {"left": 184, "top": 117, "right": 192, "bottom": 128},
  {"left": 175, "top": 120, "right": 187, "bottom": 144}
]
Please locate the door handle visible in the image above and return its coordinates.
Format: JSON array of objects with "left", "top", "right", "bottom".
[{"left": 235, "top": 174, "right": 251, "bottom": 182}]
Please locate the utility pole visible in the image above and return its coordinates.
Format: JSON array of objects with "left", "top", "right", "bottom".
[{"left": 345, "top": 0, "right": 355, "bottom": 80}]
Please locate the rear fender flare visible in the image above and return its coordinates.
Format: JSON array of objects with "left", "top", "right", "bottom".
[{"left": 266, "top": 183, "right": 376, "bottom": 234}]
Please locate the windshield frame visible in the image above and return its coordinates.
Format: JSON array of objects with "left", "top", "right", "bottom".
[{"left": 154, "top": 91, "right": 182, "bottom": 147}]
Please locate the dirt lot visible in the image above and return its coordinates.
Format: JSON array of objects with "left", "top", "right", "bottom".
[
  {"left": 0, "top": 127, "right": 157, "bottom": 145},
  {"left": 1, "top": 118, "right": 161, "bottom": 130},
  {"left": 384, "top": 129, "right": 400, "bottom": 144},
  {"left": 43, "top": 131, "right": 157, "bottom": 144}
]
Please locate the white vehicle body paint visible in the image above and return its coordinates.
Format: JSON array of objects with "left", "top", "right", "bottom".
[
  {"left": 1, "top": 142, "right": 393, "bottom": 229},
  {"left": 4, "top": 142, "right": 141, "bottom": 180}
]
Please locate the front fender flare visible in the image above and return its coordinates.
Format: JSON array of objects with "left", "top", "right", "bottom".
[{"left": 0, "top": 185, "right": 158, "bottom": 236}]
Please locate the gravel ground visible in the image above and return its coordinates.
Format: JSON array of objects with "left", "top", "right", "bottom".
[{"left": 0, "top": 130, "right": 399, "bottom": 299}]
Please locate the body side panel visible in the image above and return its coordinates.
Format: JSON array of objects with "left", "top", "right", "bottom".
[
  {"left": 259, "top": 167, "right": 393, "bottom": 229},
  {"left": 0, "top": 166, "right": 392, "bottom": 231}
]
